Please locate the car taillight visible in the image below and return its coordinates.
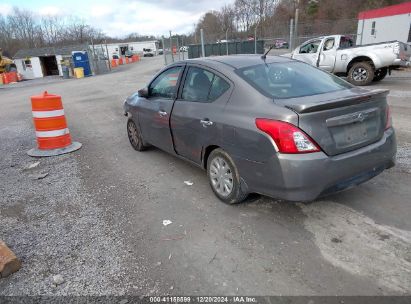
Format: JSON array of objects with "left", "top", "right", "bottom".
[
  {"left": 385, "top": 105, "right": 392, "bottom": 130},
  {"left": 255, "top": 119, "right": 320, "bottom": 154}
]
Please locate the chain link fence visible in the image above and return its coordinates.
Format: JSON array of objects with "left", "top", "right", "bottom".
[
  {"left": 162, "top": 36, "right": 188, "bottom": 65},
  {"left": 88, "top": 44, "right": 111, "bottom": 75},
  {"left": 161, "top": 18, "right": 359, "bottom": 65}
]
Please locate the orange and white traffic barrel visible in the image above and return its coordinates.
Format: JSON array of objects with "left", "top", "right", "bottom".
[
  {"left": 3, "top": 72, "right": 9, "bottom": 84},
  {"left": 9, "top": 72, "right": 18, "bottom": 83},
  {"left": 27, "top": 91, "right": 81, "bottom": 157}
]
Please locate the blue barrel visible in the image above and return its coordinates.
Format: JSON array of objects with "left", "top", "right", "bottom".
[{"left": 72, "top": 51, "right": 92, "bottom": 76}]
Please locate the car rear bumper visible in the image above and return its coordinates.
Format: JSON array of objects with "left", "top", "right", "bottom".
[
  {"left": 393, "top": 59, "right": 411, "bottom": 67},
  {"left": 235, "top": 128, "right": 396, "bottom": 201}
]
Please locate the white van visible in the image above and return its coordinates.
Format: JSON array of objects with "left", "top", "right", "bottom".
[{"left": 143, "top": 48, "right": 155, "bottom": 57}]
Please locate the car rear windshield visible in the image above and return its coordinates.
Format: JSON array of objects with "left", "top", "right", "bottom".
[{"left": 236, "top": 61, "right": 352, "bottom": 99}]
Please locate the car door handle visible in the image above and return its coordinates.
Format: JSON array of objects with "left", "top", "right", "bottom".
[
  {"left": 200, "top": 119, "right": 213, "bottom": 127},
  {"left": 158, "top": 110, "right": 167, "bottom": 117}
]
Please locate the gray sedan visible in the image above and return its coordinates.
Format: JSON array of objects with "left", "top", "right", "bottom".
[{"left": 123, "top": 55, "right": 396, "bottom": 204}]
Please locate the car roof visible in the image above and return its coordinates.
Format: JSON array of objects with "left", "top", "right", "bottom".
[{"left": 181, "top": 54, "right": 293, "bottom": 70}]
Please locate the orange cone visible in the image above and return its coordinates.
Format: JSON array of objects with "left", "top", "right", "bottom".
[
  {"left": 111, "top": 59, "right": 117, "bottom": 68},
  {"left": 27, "top": 91, "right": 82, "bottom": 157}
]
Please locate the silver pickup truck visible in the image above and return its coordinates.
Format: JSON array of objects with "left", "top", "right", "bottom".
[{"left": 289, "top": 35, "right": 411, "bottom": 86}]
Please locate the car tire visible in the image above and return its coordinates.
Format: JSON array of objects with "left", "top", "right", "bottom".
[
  {"left": 127, "top": 119, "right": 148, "bottom": 151},
  {"left": 207, "top": 148, "right": 248, "bottom": 204},
  {"left": 348, "top": 62, "right": 375, "bottom": 86},
  {"left": 373, "top": 67, "right": 388, "bottom": 82}
]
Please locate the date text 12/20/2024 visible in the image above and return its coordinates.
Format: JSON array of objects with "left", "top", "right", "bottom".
[{"left": 149, "top": 296, "right": 257, "bottom": 303}]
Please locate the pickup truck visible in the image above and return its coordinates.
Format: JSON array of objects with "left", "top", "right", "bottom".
[{"left": 289, "top": 35, "right": 411, "bottom": 86}]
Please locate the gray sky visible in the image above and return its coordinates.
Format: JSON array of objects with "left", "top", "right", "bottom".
[{"left": 0, "top": 0, "right": 234, "bottom": 37}]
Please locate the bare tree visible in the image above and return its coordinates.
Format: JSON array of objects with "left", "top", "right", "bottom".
[
  {"left": 218, "top": 5, "right": 236, "bottom": 39},
  {"left": 233, "top": 0, "right": 280, "bottom": 37},
  {"left": 234, "top": 0, "right": 257, "bottom": 33},
  {"left": 196, "top": 11, "right": 223, "bottom": 43},
  {"left": 7, "top": 7, "right": 38, "bottom": 48},
  {"left": 123, "top": 32, "right": 157, "bottom": 43},
  {"left": 63, "top": 17, "right": 90, "bottom": 43},
  {"left": 0, "top": 14, "right": 16, "bottom": 56},
  {"left": 41, "top": 15, "right": 64, "bottom": 46}
]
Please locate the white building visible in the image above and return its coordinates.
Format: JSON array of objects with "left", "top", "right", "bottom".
[
  {"left": 13, "top": 44, "right": 89, "bottom": 79},
  {"left": 104, "top": 41, "right": 159, "bottom": 59},
  {"left": 357, "top": 2, "right": 411, "bottom": 45}
]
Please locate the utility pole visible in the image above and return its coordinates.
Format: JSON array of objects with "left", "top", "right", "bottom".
[
  {"left": 91, "top": 37, "right": 99, "bottom": 75},
  {"left": 200, "top": 29, "right": 205, "bottom": 57},
  {"left": 162, "top": 36, "right": 167, "bottom": 65},
  {"left": 105, "top": 40, "right": 111, "bottom": 71},
  {"left": 254, "top": 26, "right": 257, "bottom": 54},
  {"left": 294, "top": 0, "right": 300, "bottom": 48},
  {"left": 176, "top": 35, "right": 181, "bottom": 61},
  {"left": 169, "top": 30, "right": 174, "bottom": 62},
  {"left": 289, "top": 18, "right": 294, "bottom": 50},
  {"left": 226, "top": 29, "right": 229, "bottom": 55},
  {"left": 181, "top": 36, "right": 185, "bottom": 60}
]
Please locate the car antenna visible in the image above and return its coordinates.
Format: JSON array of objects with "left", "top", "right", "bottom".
[{"left": 261, "top": 44, "right": 275, "bottom": 60}]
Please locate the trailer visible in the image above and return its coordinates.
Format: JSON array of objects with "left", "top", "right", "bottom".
[{"left": 106, "top": 41, "right": 159, "bottom": 60}]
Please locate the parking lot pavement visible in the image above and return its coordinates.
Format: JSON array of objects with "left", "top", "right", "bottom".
[{"left": 0, "top": 56, "right": 410, "bottom": 295}]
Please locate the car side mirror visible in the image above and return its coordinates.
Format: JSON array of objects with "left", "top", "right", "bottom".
[{"left": 138, "top": 87, "right": 149, "bottom": 98}]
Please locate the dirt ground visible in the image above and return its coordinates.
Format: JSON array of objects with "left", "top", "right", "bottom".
[{"left": 0, "top": 56, "right": 410, "bottom": 296}]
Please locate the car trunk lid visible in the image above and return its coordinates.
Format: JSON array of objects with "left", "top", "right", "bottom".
[{"left": 277, "top": 88, "right": 389, "bottom": 156}]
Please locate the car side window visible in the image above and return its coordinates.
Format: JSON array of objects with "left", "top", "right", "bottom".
[
  {"left": 209, "top": 75, "right": 230, "bottom": 101},
  {"left": 182, "top": 67, "right": 214, "bottom": 102},
  {"left": 182, "top": 67, "right": 230, "bottom": 102},
  {"left": 339, "top": 37, "right": 354, "bottom": 49},
  {"left": 323, "top": 38, "right": 335, "bottom": 51},
  {"left": 149, "top": 66, "right": 182, "bottom": 99},
  {"left": 299, "top": 40, "right": 321, "bottom": 54}
]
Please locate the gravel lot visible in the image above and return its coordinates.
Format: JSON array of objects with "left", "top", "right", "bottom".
[{"left": 0, "top": 56, "right": 410, "bottom": 296}]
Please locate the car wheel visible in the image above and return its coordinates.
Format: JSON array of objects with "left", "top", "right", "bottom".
[
  {"left": 127, "top": 119, "right": 147, "bottom": 151},
  {"left": 373, "top": 67, "right": 388, "bottom": 82},
  {"left": 207, "top": 149, "right": 248, "bottom": 204},
  {"left": 348, "top": 62, "right": 375, "bottom": 86}
]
